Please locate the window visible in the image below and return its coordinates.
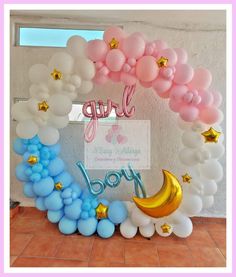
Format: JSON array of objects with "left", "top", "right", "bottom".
[
  {"left": 13, "top": 99, "right": 117, "bottom": 123},
  {"left": 18, "top": 27, "right": 104, "bottom": 47}
]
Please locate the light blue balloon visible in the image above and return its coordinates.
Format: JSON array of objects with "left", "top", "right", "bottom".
[
  {"left": 30, "top": 172, "right": 41, "bottom": 183},
  {"left": 33, "top": 176, "right": 54, "bottom": 197},
  {"left": 64, "top": 199, "right": 82, "bottom": 220},
  {"left": 80, "top": 211, "right": 89, "bottom": 220},
  {"left": 35, "top": 197, "right": 47, "bottom": 211},
  {"left": 29, "top": 136, "right": 40, "bottom": 145},
  {"left": 99, "top": 199, "right": 110, "bottom": 206},
  {"left": 108, "top": 200, "right": 128, "bottom": 224},
  {"left": 25, "top": 168, "right": 32, "bottom": 176},
  {"left": 77, "top": 217, "right": 98, "bottom": 236},
  {"left": 28, "top": 145, "right": 38, "bottom": 153},
  {"left": 81, "top": 201, "right": 91, "bottom": 211},
  {"left": 63, "top": 198, "right": 73, "bottom": 205},
  {"left": 54, "top": 171, "right": 73, "bottom": 189},
  {"left": 32, "top": 163, "right": 43, "bottom": 173},
  {"left": 41, "top": 169, "right": 49, "bottom": 178},
  {"left": 58, "top": 216, "right": 77, "bottom": 235},
  {"left": 91, "top": 199, "right": 98, "bottom": 209},
  {"left": 23, "top": 151, "right": 39, "bottom": 163},
  {"left": 61, "top": 187, "right": 72, "bottom": 199},
  {"left": 48, "top": 157, "right": 65, "bottom": 176},
  {"left": 48, "top": 144, "right": 61, "bottom": 156},
  {"left": 13, "top": 138, "right": 27, "bottom": 155},
  {"left": 97, "top": 219, "right": 115, "bottom": 238},
  {"left": 89, "top": 209, "right": 96, "bottom": 217},
  {"left": 23, "top": 182, "right": 36, "bottom": 198},
  {"left": 44, "top": 191, "right": 64, "bottom": 211},
  {"left": 41, "top": 160, "right": 49, "bottom": 167},
  {"left": 70, "top": 182, "right": 82, "bottom": 198},
  {"left": 15, "top": 163, "right": 29, "bottom": 182},
  {"left": 47, "top": 209, "right": 64, "bottom": 223}
]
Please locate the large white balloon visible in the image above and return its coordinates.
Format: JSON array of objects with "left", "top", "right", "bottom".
[
  {"left": 78, "top": 80, "right": 94, "bottom": 94},
  {"left": 120, "top": 218, "right": 138, "bottom": 239},
  {"left": 16, "top": 119, "right": 39, "bottom": 139},
  {"left": 179, "top": 148, "right": 198, "bottom": 166},
  {"left": 75, "top": 58, "right": 96, "bottom": 80},
  {"left": 182, "top": 131, "right": 204, "bottom": 148},
  {"left": 201, "top": 195, "right": 214, "bottom": 209},
  {"left": 200, "top": 159, "right": 223, "bottom": 181},
  {"left": 139, "top": 222, "right": 155, "bottom": 238},
  {"left": 48, "top": 94, "right": 72, "bottom": 116},
  {"left": 27, "top": 98, "right": 39, "bottom": 115},
  {"left": 48, "top": 52, "right": 74, "bottom": 74},
  {"left": 180, "top": 193, "right": 203, "bottom": 216},
  {"left": 70, "top": 75, "right": 82, "bottom": 88},
  {"left": 201, "top": 178, "right": 218, "bottom": 195},
  {"left": 155, "top": 220, "right": 173, "bottom": 237},
  {"left": 11, "top": 102, "right": 32, "bottom": 121},
  {"left": 66, "top": 36, "right": 87, "bottom": 58},
  {"left": 204, "top": 143, "right": 225, "bottom": 159},
  {"left": 29, "top": 84, "right": 50, "bottom": 100},
  {"left": 130, "top": 207, "right": 151, "bottom": 227},
  {"left": 173, "top": 216, "right": 193, "bottom": 238},
  {"left": 29, "top": 64, "right": 50, "bottom": 84},
  {"left": 38, "top": 126, "right": 59, "bottom": 145},
  {"left": 48, "top": 113, "right": 69, "bottom": 129}
]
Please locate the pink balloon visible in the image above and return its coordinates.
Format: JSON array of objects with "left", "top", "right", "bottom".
[
  {"left": 98, "top": 65, "right": 109, "bottom": 75},
  {"left": 140, "top": 80, "right": 153, "bottom": 88},
  {"left": 169, "top": 98, "right": 183, "bottom": 112},
  {"left": 174, "top": 64, "right": 194, "bottom": 85},
  {"left": 93, "top": 72, "right": 109, "bottom": 85},
  {"left": 121, "top": 34, "right": 146, "bottom": 59},
  {"left": 188, "top": 67, "right": 212, "bottom": 90},
  {"left": 136, "top": 56, "right": 159, "bottom": 82},
  {"left": 120, "top": 72, "right": 137, "bottom": 86},
  {"left": 105, "top": 49, "right": 126, "bottom": 72},
  {"left": 152, "top": 77, "right": 172, "bottom": 95},
  {"left": 199, "top": 107, "right": 220, "bottom": 124},
  {"left": 157, "top": 89, "right": 171, "bottom": 99},
  {"left": 154, "top": 40, "right": 168, "bottom": 51},
  {"left": 197, "top": 90, "right": 214, "bottom": 108},
  {"left": 212, "top": 90, "right": 222, "bottom": 107},
  {"left": 169, "top": 85, "right": 188, "bottom": 101},
  {"left": 180, "top": 106, "right": 199, "bottom": 122},
  {"left": 109, "top": 72, "right": 121, "bottom": 82},
  {"left": 86, "top": 39, "right": 108, "bottom": 62},
  {"left": 103, "top": 26, "right": 126, "bottom": 44},
  {"left": 174, "top": 48, "right": 188, "bottom": 64},
  {"left": 158, "top": 48, "right": 177, "bottom": 66}
]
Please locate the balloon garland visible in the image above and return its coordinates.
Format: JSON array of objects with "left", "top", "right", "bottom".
[{"left": 12, "top": 26, "right": 224, "bottom": 239}]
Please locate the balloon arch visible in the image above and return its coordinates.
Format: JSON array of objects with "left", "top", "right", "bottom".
[{"left": 12, "top": 26, "right": 224, "bottom": 239}]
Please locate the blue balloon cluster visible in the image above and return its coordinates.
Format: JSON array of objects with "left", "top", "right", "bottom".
[{"left": 14, "top": 136, "right": 128, "bottom": 239}]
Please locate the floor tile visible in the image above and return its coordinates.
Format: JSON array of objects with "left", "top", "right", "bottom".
[
  {"left": 219, "top": 248, "right": 226, "bottom": 258},
  {"left": 186, "top": 229, "right": 216, "bottom": 248},
  {"left": 205, "top": 223, "right": 226, "bottom": 232},
  {"left": 55, "top": 236, "right": 94, "bottom": 261},
  {"left": 124, "top": 241, "right": 159, "bottom": 266},
  {"left": 10, "top": 256, "right": 18, "bottom": 266},
  {"left": 22, "top": 235, "right": 63, "bottom": 257},
  {"left": 90, "top": 237, "right": 125, "bottom": 263},
  {"left": 152, "top": 234, "right": 187, "bottom": 246},
  {"left": 10, "top": 233, "right": 33, "bottom": 256},
  {"left": 157, "top": 245, "right": 194, "bottom": 267},
  {"left": 190, "top": 247, "right": 226, "bottom": 267},
  {"left": 12, "top": 257, "right": 88, "bottom": 267},
  {"left": 11, "top": 217, "right": 46, "bottom": 234},
  {"left": 19, "top": 207, "right": 46, "bottom": 219},
  {"left": 37, "top": 220, "right": 63, "bottom": 237},
  {"left": 208, "top": 230, "right": 226, "bottom": 249}
]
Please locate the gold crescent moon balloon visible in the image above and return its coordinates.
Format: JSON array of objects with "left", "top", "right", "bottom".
[{"left": 133, "top": 170, "right": 183, "bottom": 218}]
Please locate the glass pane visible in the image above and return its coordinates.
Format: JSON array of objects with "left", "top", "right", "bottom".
[{"left": 19, "top": 27, "right": 104, "bottom": 47}]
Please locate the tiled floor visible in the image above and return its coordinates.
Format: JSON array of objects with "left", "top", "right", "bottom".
[{"left": 10, "top": 207, "right": 226, "bottom": 267}]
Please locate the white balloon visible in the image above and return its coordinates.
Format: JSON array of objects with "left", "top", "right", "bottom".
[
  {"left": 180, "top": 193, "right": 202, "bottom": 216},
  {"left": 177, "top": 116, "right": 192, "bottom": 130},
  {"left": 194, "top": 148, "right": 211, "bottom": 163},
  {"left": 70, "top": 75, "right": 82, "bottom": 88},
  {"left": 64, "top": 84, "right": 76, "bottom": 93},
  {"left": 179, "top": 148, "right": 198, "bottom": 166},
  {"left": 201, "top": 195, "right": 214, "bottom": 209},
  {"left": 191, "top": 121, "right": 208, "bottom": 133},
  {"left": 130, "top": 207, "right": 151, "bottom": 227},
  {"left": 29, "top": 64, "right": 49, "bottom": 84},
  {"left": 11, "top": 102, "right": 32, "bottom": 121},
  {"left": 48, "top": 113, "right": 69, "bottom": 129},
  {"left": 173, "top": 216, "right": 193, "bottom": 238},
  {"left": 201, "top": 178, "right": 218, "bottom": 195},
  {"left": 182, "top": 131, "right": 204, "bottom": 148},
  {"left": 204, "top": 143, "right": 225, "bottom": 159},
  {"left": 120, "top": 218, "right": 138, "bottom": 239},
  {"left": 48, "top": 94, "right": 72, "bottom": 116},
  {"left": 139, "top": 222, "right": 155, "bottom": 238},
  {"left": 48, "top": 79, "right": 63, "bottom": 92},
  {"left": 16, "top": 119, "right": 39, "bottom": 139},
  {"left": 68, "top": 92, "right": 78, "bottom": 101},
  {"left": 75, "top": 58, "right": 95, "bottom": 80},
  {"left": 29, "top": 84, "right": 49, "bottom": 100},
  {"left": 27, "top": 98, "right": 39, "bottom": 114},
  {"left": 48, "top": 52, "right": 74, "bottom": 74},
  {"left": 38, "top": 126, "right": 59, "bottom": 145},
  {"left": 123, "top": 201, "right": 134, "bottom": 214},
  {"left": 78, "top": 80, "right": 94, "bottom": 94},
  {"left": 184, "top": 180, "right": 203, "bottom": 195},
  {"left": 34, "top": 115, "right": 48, "bottom": 127},
  {"left": 155, "top": 220, "right": 173, "bottom": 237},
  {"left": 168, "top": 210, "right": 187, "bottom": 225},
  {"left": 200, "top": 159, "right": 223, "bottom": 181},
  {"left": 66, "top": 36, "right": 87, "bottom": 58}
]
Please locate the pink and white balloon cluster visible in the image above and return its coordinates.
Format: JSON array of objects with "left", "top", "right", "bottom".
[{"left": 86, "top": 26, "right": 222, "bottom": 124}]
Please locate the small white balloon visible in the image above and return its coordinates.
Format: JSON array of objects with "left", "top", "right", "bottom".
[
  {"left": 38, "top": 126, "right": 59, "bottom": 145},
  {"left": 179, "top": 148, "right": 198, "bottom": 166},
  {"left": 78, "top": 80, "right": 94, "bottom": 94},
  {"left": 123, "top": 201, "right": 134, "bottom": 214},
  {"left": 120, "top": 218, "right": 138, "bottom": 239},
  {"left": 68, "top": 92, "right": 78, "bottom": 101},
  {"left": 34, "top": 115, "right": 48, "bottom": 127},
  {"left": 16, "top": 119, "right": 39, "bottom": 139},
  {"left": 75, "top": 58, "right": 96, "bottom": 80},
  {"left": 29, "top": 64, "right": 49, "bottom": 84},
  {"left": 48, "top": 113, "right": 69, "bottom": 129},
  {"left": 180, "top": 193, "right": 203, "bottom": 216},
  {"left": 66, "top": 36, "right": 87, "bottom": 58},
  {"left": 70, "top": 75, "right": 82, "bottom": 88},
  {"left": 48, "top": 94, "right": 72, "bottom": 116},
  {"left": 155, "top": 221, "right": 173, "bottom": 237},
  {"left": 201, "top": 195, "right": 214, "bottom": 209},
  {"left": 27, "top": 98, "right": 39, "bottom": 114},
  {"left": 201, "top": 179, "right": 217, "bottom": 195},
  {"left": 11, "top": 102, "right": 32, "bottom": 121},
  {"left": 131, "top": 207, "right": 151, "bottom": 227},
  {"left": 191, "top": 121, "right": 208, "bottom": 132},
  {"left": 139, "top": 222, "right": 155, "bottom": 238},
  {"left": 29, "top": 84, "right": 49, "bottom": 99},
  {"left": 48, "top": 79, "right": 63, "bottom": 92},
  {"left": 182, "top": 131, "right": 204, "bottom": 148},
  {"left": 200, "top": 159, "right": 223, "bottom": 181},
  {"left": 204, "top": 143, "right": 225, "bottom": 159},
  {"left": 64, "top": 83, "right": 76, "bottom": 93},
  {"left": 177, "top": 116, "right": 192, "bottom": 131},
  {"left": 48, "top": 52, "right": 74, "bottom": 74},
  {"left": 173, "top": 216, "right": 193, "bottom": 238}
]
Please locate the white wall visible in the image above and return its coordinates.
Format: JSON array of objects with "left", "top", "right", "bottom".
[{"left": 10, "top": 10, "right": 226, "bottom": 217}]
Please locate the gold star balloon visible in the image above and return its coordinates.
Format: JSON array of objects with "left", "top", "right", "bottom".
[
  {"left": 54, "top": 182, "right": 63, "bottom": 190},
  {"left": 27, "top": 155, "right": 38, "bottom": 165},
  {"left": 182, "top": 173, "right": 192, "bottom": 183},
  {"left": 161, "top": 223, "right": 171, "bottom": 234},
  {"left": 157, "top": 56, "right": 168, "bottom": 68},
  {"left": 51, "top": 68, "right": 62, "bottom": 80},
  {"left": 109, "top": 37, "right": 119, "bottom": 49},
  {"left": 38, "top": 101, "right": 49, "bottom": 112},
  {"left": 96, "top": 203, "right": 108, "bottom": 219},
  {"left": 201, "top": 127, "right": 221, "bottom": 143}
]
